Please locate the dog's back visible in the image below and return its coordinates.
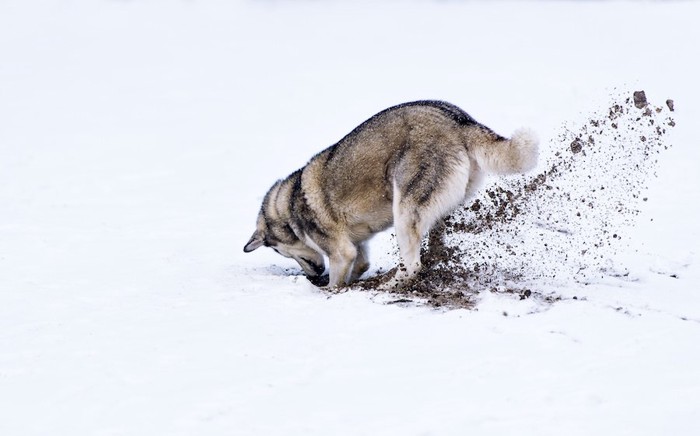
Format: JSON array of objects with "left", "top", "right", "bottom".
[{"left": 302, "top": 101, "right": 535, "bottom": 236}]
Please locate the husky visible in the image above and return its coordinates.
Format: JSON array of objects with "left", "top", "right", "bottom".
[{"left": 244, "top": 100, "right": 538, "bottom": 288}]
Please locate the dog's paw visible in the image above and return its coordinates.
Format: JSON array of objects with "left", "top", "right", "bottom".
[{"left": 306, "top": 274, "right": 330, "bottom": 287}]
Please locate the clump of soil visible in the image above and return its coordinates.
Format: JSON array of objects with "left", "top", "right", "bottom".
[{"left": 353, "top": 90, "right": 676, "bottom": 309}]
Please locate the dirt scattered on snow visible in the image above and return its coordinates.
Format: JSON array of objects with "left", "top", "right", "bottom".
[{"left": 351, "top": 90, "right": 676, "bottom": 309}]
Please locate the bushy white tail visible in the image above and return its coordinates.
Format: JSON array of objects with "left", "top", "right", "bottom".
[{"left": 473, "top": 128, "right": 539, "bottom": 175}]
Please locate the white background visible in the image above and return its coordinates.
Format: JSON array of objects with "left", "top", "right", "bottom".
[{"left": 1, "top": 1, "right": 699, "bottom": 435}]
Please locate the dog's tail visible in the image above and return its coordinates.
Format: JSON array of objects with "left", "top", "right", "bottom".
[{"left": 471, "top": 127, "right": 539, "bottom": 175}]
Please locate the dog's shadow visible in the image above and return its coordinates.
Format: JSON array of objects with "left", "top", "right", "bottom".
[
  {"left": 263, "top": 264, "right": 331, "bottom": 287},
  {"left": 263, "top": 263, "right": 397, "bottom": 289},
  {"left": 264, "top": 264, "right": 303, "bottom": 277}
]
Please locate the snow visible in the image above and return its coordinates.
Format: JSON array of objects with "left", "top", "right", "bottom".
[{"left": 1, "top": 0, "right": 699, "bottom": 435}]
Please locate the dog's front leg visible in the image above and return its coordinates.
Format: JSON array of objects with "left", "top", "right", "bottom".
[
  {"left": 348, "top": 243, "right": 370, "bottom": 283},
  {"left": 327, "top": 241, "right": 358, "bottom": 288}
]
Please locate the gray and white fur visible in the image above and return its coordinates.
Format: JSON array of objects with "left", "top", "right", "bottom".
[{"left": 244, "top": 101, "right": 539, "bottom": 288}]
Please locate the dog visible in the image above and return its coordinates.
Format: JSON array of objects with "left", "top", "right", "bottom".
[{"left": 244, "top": 100, "right": 538, "bottom": 288}]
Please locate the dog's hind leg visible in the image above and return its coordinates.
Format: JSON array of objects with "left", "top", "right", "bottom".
[
  {"left": 390, "top": 179, "right": 430, "bottom": 285},
  {"left": 393, "top": 210, "right": 423, "bottom": 282},
  {"left": 464, "top": 162, "right": 485, "bottom": 202},
  {"left": 389, "top": 152, "right": 471, "bottom": 288},
  {"left": 328, "top": 237, "right": 358, "bottom": 288}
]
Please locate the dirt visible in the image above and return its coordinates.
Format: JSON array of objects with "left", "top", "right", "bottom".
[
  {"left": 349, "top": 91, "right": 675, "bottom": 309},
  {"left": 633, "top": 90, "right": 648, "bottom": 109}
]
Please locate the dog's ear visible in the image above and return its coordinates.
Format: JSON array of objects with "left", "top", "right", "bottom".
[{"left": 243, "top": 231, "right": 264, "bottom": 253}]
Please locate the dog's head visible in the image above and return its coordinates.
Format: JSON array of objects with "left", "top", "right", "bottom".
[{"left": 243, "top": 192, "right": 325, "bottom": 278}]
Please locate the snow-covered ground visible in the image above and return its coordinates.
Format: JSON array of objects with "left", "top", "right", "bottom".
[{"left": 1, "top": 1, "right": 699, "bottom": 435}]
